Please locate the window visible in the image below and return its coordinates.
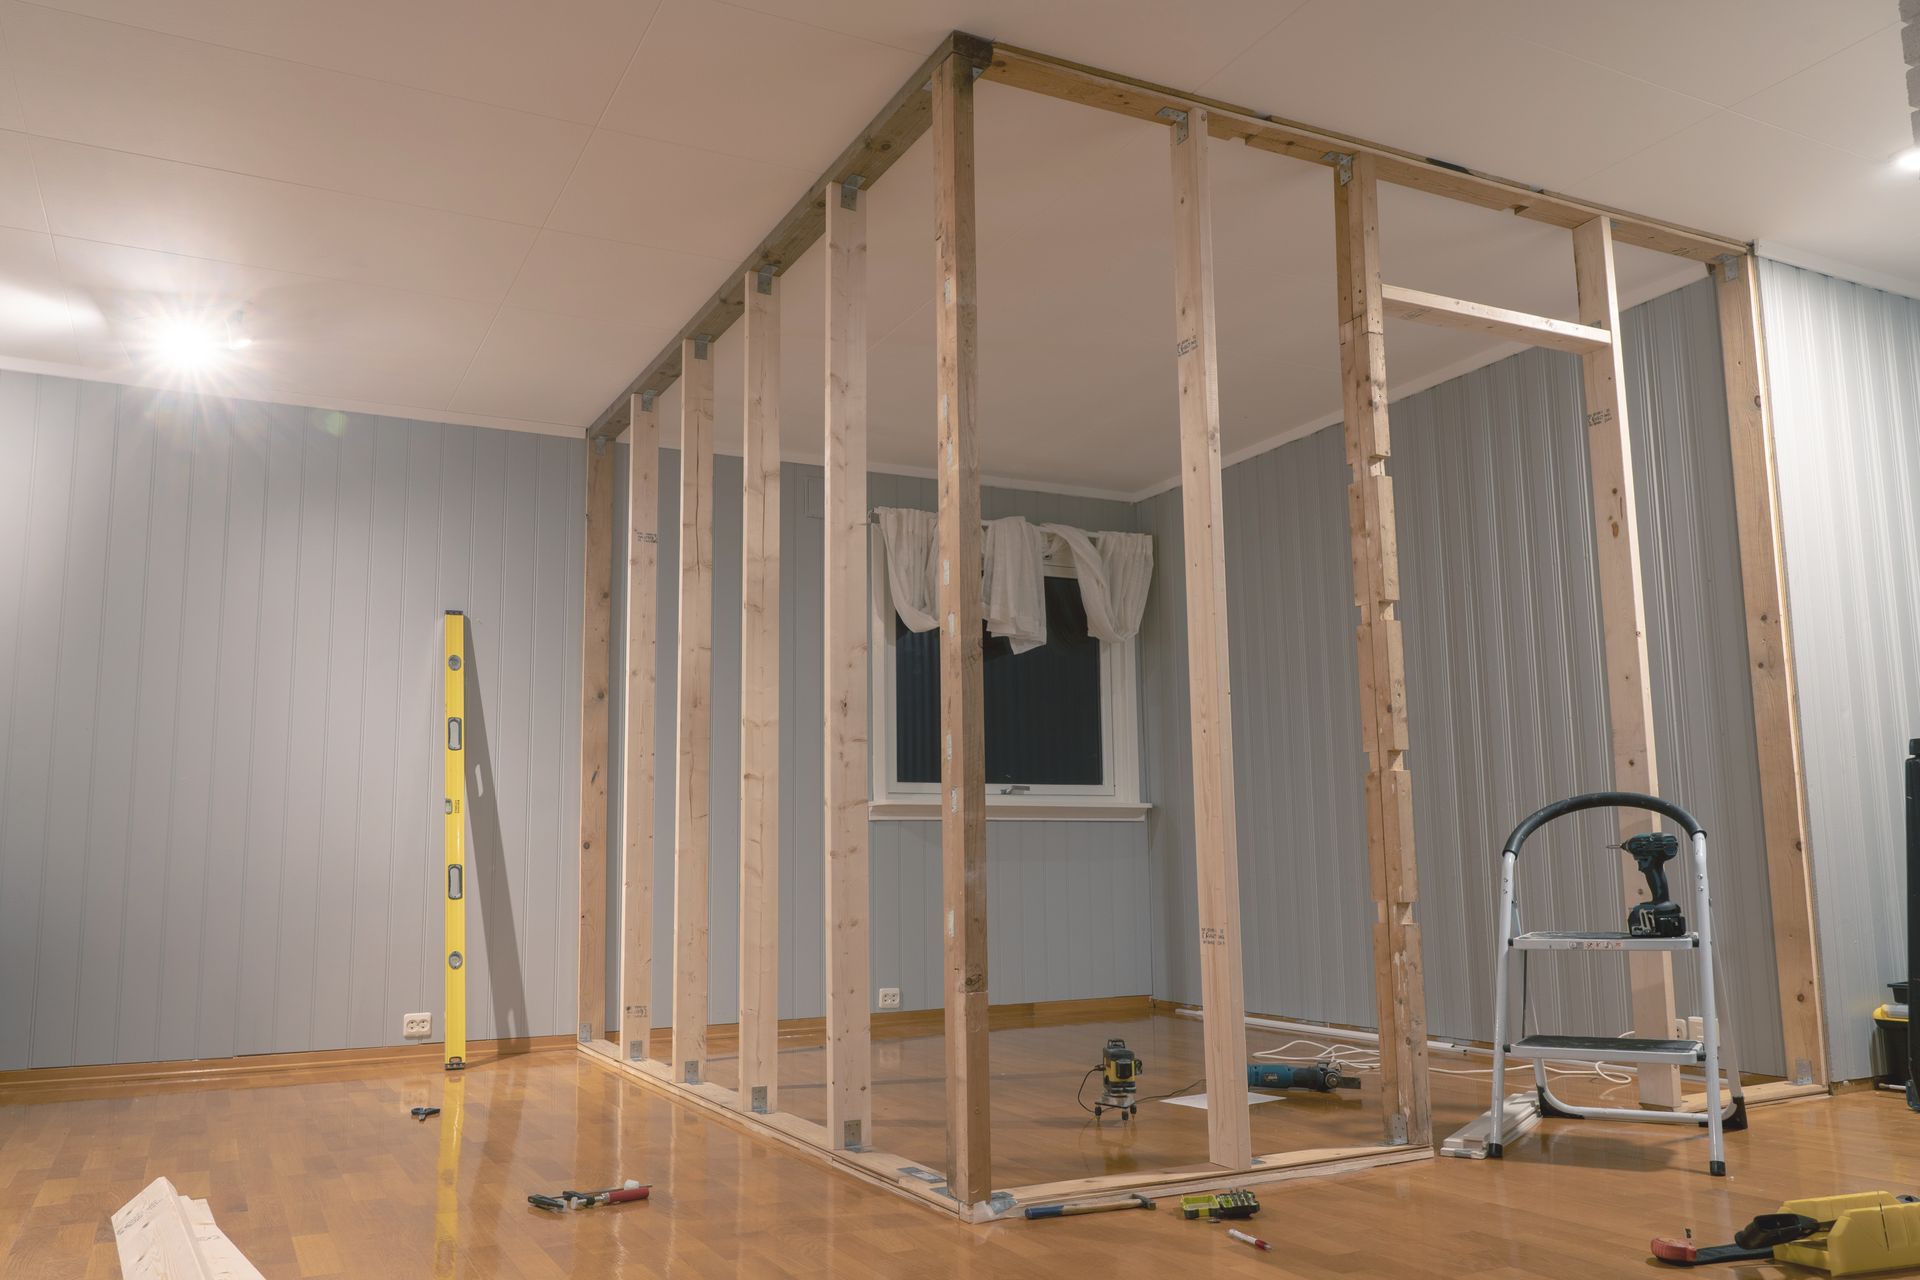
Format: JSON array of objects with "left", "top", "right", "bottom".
[{"left": 869, "top": 529, "right": 1144, "bottom": 819}]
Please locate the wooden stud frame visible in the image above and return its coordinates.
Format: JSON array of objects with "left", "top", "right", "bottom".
[{"left": 573, "top": 29, "right": 1830, "bottom": 1220}]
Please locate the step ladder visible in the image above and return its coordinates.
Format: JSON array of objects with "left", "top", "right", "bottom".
[{"left": 1488, "top": 791, "right": 1746, "bottom": 1176}]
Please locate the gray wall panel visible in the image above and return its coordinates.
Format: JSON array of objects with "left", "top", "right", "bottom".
[
  {"left": 1761, "top": 260, "right": 1920, "bottom": 1081},
  {"left": 0, "top": 378, "right": 590, "bottom": 1069},
  {"left": 1141, "top": 279, "right": 1783, "bottom": 1071},
  {"left": 609, "top": 455, "right": 1152, "bottom": 1029}
]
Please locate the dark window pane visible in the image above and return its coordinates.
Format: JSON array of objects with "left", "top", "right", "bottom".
[{"left": 895, "top": 575, "right": 1104, "bottom": 786}]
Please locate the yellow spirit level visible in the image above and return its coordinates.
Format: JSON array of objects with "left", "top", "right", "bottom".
[{"left": 443, "top": 610, "right": 467, "bottom": 1071}]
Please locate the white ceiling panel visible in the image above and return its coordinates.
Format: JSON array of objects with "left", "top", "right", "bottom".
[
  {"left": 56, "top": 237, "right": 496, "bottom": 409},
  {"left": 0, "top": 129, "right": 45, "bottom": 232},
  {"left": 1731, "top": 23, "right": 1910, "bottom": 161},
  {"left": 599, "top": 0, "right": 925, "bottom": 171},
  {"left": 547, "top": 129, "right": 814, "bottom": 262},
  {"left": 1481, "top": 0, "right": 1894, "bottom": 110},
  {"left": 1576, "top": 111, "right": 1920, "bottom": 286},
  {"left": 0, "top": 227, "right": 86, "bottom": 365},
  {"left": 21, "top": 0, "right": 660, "bottom": 123},
  {"left": 449, "top": 306, "right": 678, "bottom": 426},
  {"left": 3, "top": 2, "right": 589, "bottom": 225},
  {"left": 505, "top": 230, "right": 729, "bottom": 330},
  {"left": 720, "top": 0, "right": 1311, "bottom": 89},
  {"left": 30, "top": 138, "right": 535, "bottom": 302},
  {"left": 0, "top": 0, "right": 1906, "bottom": 483},
  {"left": 1202, "top": 0, "right": 1721, "bottom": 194}
]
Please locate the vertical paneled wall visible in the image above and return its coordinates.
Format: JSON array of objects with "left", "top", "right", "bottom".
[
  {"left": 1762, "top": 260, "right": 1920, "bottom": 1081},
  {"left": 601, "top": 455, "right": 1154, "bottom": 1029},
  {"left": 1140, "top": 279, "right": 1785, "bottom": 1072},
  {"left": 0, "top": 376, "right": 585, "bottom": 1070}
]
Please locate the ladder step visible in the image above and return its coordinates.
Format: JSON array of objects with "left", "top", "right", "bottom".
[
  {"left": 1510, "top": 930, "right": 1698, "bottom": 952},
  {"left": 1506, "top": 1034, "right": 1704, "bottom": 1064}
]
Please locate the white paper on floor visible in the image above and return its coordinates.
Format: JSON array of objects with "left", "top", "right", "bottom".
[{"left": 1158, "top": 1091, "right": 1284, "bottom": 1110}]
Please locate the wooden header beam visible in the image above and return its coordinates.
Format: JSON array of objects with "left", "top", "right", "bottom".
[
  {"left": 1381, "top": 284, "right": 1612, "bottom": 355},
  {"left": 980, "top": 45, "right": 1748, "bottom": 264},
  {"left": 587, "top": 31, "right": 994, "bottom": 441}
]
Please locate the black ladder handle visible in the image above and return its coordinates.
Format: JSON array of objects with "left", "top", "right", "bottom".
[{"left": 1501, "top": 790, "right": 1706, "bottom": 859}]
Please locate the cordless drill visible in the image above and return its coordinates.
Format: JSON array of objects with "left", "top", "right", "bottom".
[{"left": 1624, "top": 831, "right": 1687, "bottom": 938}]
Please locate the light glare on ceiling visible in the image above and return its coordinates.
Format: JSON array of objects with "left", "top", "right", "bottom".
[
  {"left": 147, "top": 308, "right": 252, "bottom": 373},
  {"left": 1895, "top": 147, "right": 1920, "bottom": 175}
]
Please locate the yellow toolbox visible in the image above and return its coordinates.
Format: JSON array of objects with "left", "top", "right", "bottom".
[{"left": 1772, "top": 1193, "right": 1920, "bottom": 1276}]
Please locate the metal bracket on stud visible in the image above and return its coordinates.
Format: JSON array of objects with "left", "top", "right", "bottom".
[
  {"left": 578, "top": 1022, "right": 592, "bottom": 1044},
  {"left": 590, "top": 435, "right": 609, "bottom": 457},
  {"left": 842, "top": 1119, "right": 864, "bottom": 1150},
  {"left": 750, "top": 1085, "right": 769, "bottom": 1114},
  {"left": 1713, "top": 252, "right": 1743, "bottom": 283},
  {"left": 840, "top": 174, "right": 863, "bottom": 210},
  {"left": 1323, "top": 151, "right": 1355, "bottom": 186},
  {"left": 692, "top": 334, "right": 710, "bottom": 360},
  {"left": 756, "top": 263, "right": 776, "bottom": 295},
  {"left": 628, "top": 1040, "right": 645, "bottom": 1062},
  {"left": 1155, "top": 106, "right": 1189, "bottom": 143},
  {"left": 640, "top": 389, "right": 657, "bottom": 413}
]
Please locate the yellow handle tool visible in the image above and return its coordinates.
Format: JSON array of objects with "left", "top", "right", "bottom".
[{"left": 443, "top": 610, "right": 467, "bottom": 1071}]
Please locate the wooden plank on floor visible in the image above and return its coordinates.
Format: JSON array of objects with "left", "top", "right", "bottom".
[
  {"left": 578, "top": 435, "right": 615, "bottom": 1046},
  {"left": 622, "top": 392, "right": 660, "bottom": 1065},
  {"left": 823, "top": 176, "right": 873, "bottom": 1152},
  {"left": 586, "top": 33, "right": 995, "bottom": 440},
  {"left": 1166, "top": 104, "right": 1253, "bottom": 1173},
  {"left": 1333, "top": 152, "right": 1431, "bottom": 1149},
  {"left": 672, "top": 335, "right": 717, "bottom": 1084},
  {"left": 1573, "top": 216, "right": 1680, "bottom": 1108},
  {"left": 739, "top": 268, "right": 782, "bottom": 1114},
  {"left": 1381, "top": 283, "right": 1612, "bottom": 354},
  {"left": 1711, "top": 253, "right": 1827, "bottom": 1089},
  {"left": 933, "top": 48, "right": 991, "bottom": 1206}
]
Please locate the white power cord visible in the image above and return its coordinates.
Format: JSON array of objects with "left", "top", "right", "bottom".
[{"left": 1251, "top": 1036, "right": 1635, "bottom": 1086}]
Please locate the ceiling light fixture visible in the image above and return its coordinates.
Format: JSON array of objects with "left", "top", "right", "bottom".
[
  {"left": 146, "top": 307, "right": 254, "bottom": 373},
  {"left": 1895, "top": 146, "right": 1920, "bottom": 175}
]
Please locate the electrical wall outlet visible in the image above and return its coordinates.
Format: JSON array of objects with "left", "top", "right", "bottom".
[
  {"left": 403, "top": 1012, "right": 433, "bottom": 1040},
  {"left": 877, "top": 987, "right": 901, "bottom": 1010}
]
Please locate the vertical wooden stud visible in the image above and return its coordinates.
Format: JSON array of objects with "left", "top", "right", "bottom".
[
  {"left": 934, "top": 50, "right": 991, "bottom": 1202},
  {"left": 1712, "top": 253, "right": 1826, "bottom": 1087},
  {"left": 1168, "top": 105, "right": 1254, "bottom": 1171},
  {"left": 1573, "top": 215, "right": 1681, "bottom": 1107},
  {"left": 621, "top": 393, "right": 660, "bottom": 1063},
  {"left": 1333, "top": 152, "right": 1431, "bottom": 1147},
  {"left": 672, "top": 335, "right": 716, "bottom": 1084},
  {"left": 739, "top": 269, "right": 782, "bottom": 1113},
  {"left": 823, "top": 180, "right": 872, "bottom": 1151},
  {"left": 578, "top": 435, "right": 615, "bottom": 1046}
]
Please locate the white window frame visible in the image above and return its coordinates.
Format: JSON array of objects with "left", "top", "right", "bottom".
[{"left": 866, "top": 525, "right": 1146, "bottom": 822}]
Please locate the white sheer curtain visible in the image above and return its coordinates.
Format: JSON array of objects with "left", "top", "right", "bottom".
[
  {"left": 875, "top": 507, "right": 1152, "bottom": 650},
  {"left": 877, "top": 507, "right": 938, "bottom": 632},
  {"left": 1043, "top": 525, "right": 1154, "bottom": 643}
]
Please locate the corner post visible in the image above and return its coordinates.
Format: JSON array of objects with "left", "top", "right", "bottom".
[
  {"left": 1332, "top": 151, "right": 1431, "bottom": 1147},
  {"left": 739, "top": 269, "right": 783, "bottom": 1113},
  {"left": 1572, "top": 216, "right": 1680, "bottom": 1107},
  {"left": 1710, "top": 252, "right": 1826, "bottom": 1087},
  {"left": 1167, "top": 104, "right": 1254, "bottom": 1171},
  {"left": 672, "top": 335, "right": 717, "bottom": 1084},
  {"left": 579, "top": 433, "right": 615, "bottom": 1047},
  {"left": 934, "top": 48, "right": 991, "bottom": 1202},
  {"left": 824, "top": 179, "right": 873, "bottom": 1152},
  {"left": 621, "top": 392, "right": 660, "bottom": 1063}
]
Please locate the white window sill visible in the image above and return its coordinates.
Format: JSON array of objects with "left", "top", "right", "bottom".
[{"left": 867, "top": 799, "right": 1151, "bottom": 823}]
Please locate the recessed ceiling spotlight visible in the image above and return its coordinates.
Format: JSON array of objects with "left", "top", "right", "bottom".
[
  {"left": 1895, "top": 146, "right": 1920, "bottom": 175},
  {"left": 145, "top": 307, "right": 254, "bottom": 373},
  {"left": 152, "top": 316, "right": 225, "bottom": 372}
]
